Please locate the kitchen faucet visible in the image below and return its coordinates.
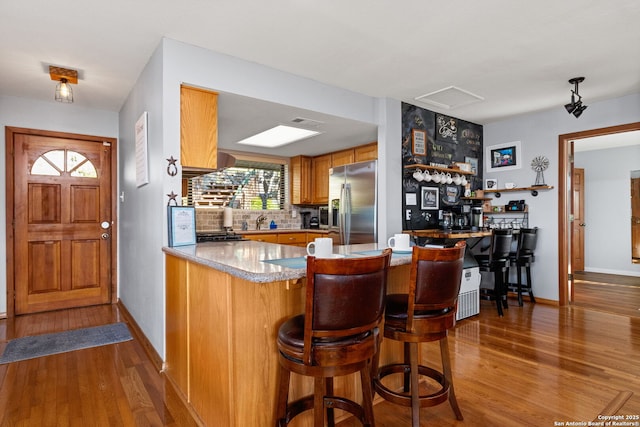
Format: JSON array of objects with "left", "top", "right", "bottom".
[{"left": 256, "top": 214, "right": 267, "bottom": 230}]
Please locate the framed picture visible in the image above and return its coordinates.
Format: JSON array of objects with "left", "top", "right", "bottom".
[
  {"left": 485, "top": 141, "right": 522, "bottom": 172},
  {"left": 421, "top": 187, "right": 439, "bottom": 210},
  {"left": 167, "top": 206, "right": 196, "bottom": 247},
  {"left": 485, "top": 178, "right": 498, "bottom": 190},
  {"left": 412, "top": 129, "right": 426, "bottom": 156}
]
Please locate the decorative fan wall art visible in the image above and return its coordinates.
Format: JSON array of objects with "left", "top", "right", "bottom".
[{"left": 531, "top": 155, "right": 549, "bottom": 186}]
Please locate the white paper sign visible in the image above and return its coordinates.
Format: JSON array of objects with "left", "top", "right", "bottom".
[{"left": 135, "top": 111, "right": 149, "bottom": 187}]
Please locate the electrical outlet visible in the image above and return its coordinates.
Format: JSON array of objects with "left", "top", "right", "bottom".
[{"left": 405, "top": 209, "right": 411, "bottom": 220}]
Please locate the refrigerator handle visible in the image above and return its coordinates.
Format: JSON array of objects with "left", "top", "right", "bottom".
[
  {"left": 344, "top": 183, "right": 352, "bottom": 244},
  {"left": 339, "top": 184, "right": 345, "bottom": 243}
]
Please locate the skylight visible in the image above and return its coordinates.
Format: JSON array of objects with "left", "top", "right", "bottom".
[{"left": 236, "top": 125, "right": 321, "bottom": 148}]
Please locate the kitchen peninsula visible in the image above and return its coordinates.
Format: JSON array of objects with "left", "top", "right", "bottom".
[{"left": 163, "top": 240, "right": 412, "bottom": 426}]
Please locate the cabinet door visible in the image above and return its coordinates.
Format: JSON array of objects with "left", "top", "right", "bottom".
[
  {"left": 312, "top": 154, "right": 332, "bottom": 204},
  {"left": 180, "top": 85, "right": 218, "bottom": 170},
  {"left": 290, "top": 155, "right": 312, "bottom": 205},
  {"left": 331, "top": 149, "right": 355, "bottom": 167},
  {"left": 354, "top": 142, "right": 378, "bottom": 162},
  {"left": 165, "top": 255, "right": 189, "bottom": 394},
  {"left": 277, "top": 233, "right": 307, "bottom": 246},
  {"left": 243, "top": 233, "right": 279, "bottom": 243}
]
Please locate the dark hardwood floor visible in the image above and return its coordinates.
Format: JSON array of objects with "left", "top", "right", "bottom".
[{"left": 0, "top": 274, "right": 638, "bottom": 426}]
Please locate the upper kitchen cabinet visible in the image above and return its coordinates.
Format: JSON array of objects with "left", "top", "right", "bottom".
[
  {"left": 331, "top": 149, "right": 355, "bottom": 167},
  {"left": 312, "top": 154, "right": 332, "bottom": 204},
  {"left": 290, "top": 155, "right": 313, "bottom": 205},
  {"left": 180, "top": 85, "right": 218, "bottom": 171},
  {"left": 354, "top": 142, "right": 378, "bottom": 162}
]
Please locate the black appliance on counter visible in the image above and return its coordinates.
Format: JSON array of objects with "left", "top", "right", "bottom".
[
  {"left": 309, "top": 216, "right": 320, "bottom": 229},
  {"left": 196, "top": 230, "right": 246, "bottom": 243}
]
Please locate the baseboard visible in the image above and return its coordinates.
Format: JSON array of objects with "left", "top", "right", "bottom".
[
  {"left": 117, "top": 299, "right": 164, "bottom": 372},
  {"left": 584, "top": 267, "right": 640, "bottom": 277}
]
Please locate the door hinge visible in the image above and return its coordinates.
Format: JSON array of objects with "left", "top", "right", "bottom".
[{"left": 568, "top": 273, "right": 574, "bottom": 281}]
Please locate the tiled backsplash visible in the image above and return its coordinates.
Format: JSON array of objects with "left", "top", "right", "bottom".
[{"left": 195, "top": 208, "right": 319, "bottom": 231}]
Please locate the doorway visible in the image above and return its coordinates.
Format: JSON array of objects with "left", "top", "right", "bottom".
[
  {"left": 558, "top": 122, "right": 640, "bottom": 305},
  {"left": 5, "top": 127, "right": 118, "bottom": 316}
]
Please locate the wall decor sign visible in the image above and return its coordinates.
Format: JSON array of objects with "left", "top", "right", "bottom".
[
  {"left": 486, "top": 141, "right": 522, "bottom": 172},
  {"left": 421, "top": 187, "right": 439, "bottom": 210},
  {"left": 167, "top": 206, "right": 196, "bottom": 247},
  {"left": 436, "top": 114, "right": 458, "bottom": 143},
  {"left": 135, "top": 111, "right": 149, "bottom": 187},
  {"left": 412, "top": 129, "right": 427, "bottom": 155}
]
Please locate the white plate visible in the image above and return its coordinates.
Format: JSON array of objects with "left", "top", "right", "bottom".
[{"left": 392, "top": 248, "right": 412, "bottom": 254}]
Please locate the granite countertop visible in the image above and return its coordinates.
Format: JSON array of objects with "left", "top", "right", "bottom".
[{"left": 163, "top": 241, "right": 411, "bottom": 283}]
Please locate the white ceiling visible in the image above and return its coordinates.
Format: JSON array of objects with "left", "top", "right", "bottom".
[{"left": 2, "top": 0, "right": 639, "bottom": 156}]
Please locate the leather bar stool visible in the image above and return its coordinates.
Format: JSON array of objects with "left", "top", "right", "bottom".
[
  {"left": 374, "top": 241, "right": 466, "bottom": 427},
  {"left": 477, "top": 229, "right": 513, "bottom": 316},
  {"left": 275, "top": 248, "right": 392, "bottom": 427},
  {"left": 508, "top": 227, "right": 538, "bottom": 306}
]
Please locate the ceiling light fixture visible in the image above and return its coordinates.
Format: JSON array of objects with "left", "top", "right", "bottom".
[
  {"left": 236, "top": 125, "right": 321, "bottom": 148},
  {"left": 564, "top": 77, "right": 587, "bottom": 118},
  {"left": 49, "top": 66, "right": 78, "bottom": 103}
]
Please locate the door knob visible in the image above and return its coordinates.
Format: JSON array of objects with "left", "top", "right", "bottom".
[
  {"left": 579, "top": 223, "right": 586, "bottom": 227},
  {"left": 101, "top": 233, "right": 110, "bottom": 240}
]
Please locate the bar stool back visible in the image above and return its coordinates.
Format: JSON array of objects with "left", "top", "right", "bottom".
[
  {"left": 508, "top": 227, "right": 538, "bottom": 306},
  {"left": 275, "top": 248, "right": 392, "bottom": 427},
  {"left": 374, "top": 241, "right": 466, "bottom": 427},
  {"left": 477, "top": 229, "right": 513, "bottom": 316}
]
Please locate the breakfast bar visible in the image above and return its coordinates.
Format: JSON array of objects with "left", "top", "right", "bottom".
[{"left": 163, "top": 240, "right": 413, "bottom": 426}]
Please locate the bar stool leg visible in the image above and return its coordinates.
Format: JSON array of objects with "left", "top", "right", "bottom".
[
  {"left": 314, "top": 377, "right": 325, "bottom": 427},
  {"left": 516, "top": 265, "right": 524, "bottom": 306},
  {"left": 526, "top": 265, "right": 536, "bottom": 303},
  {"left": 275, "top": 365, "right": 290, "bottom": 427},
  {"left": 409, "top": 342, "right": 421, "bottom": 427},
  {"left": 440, "top": 336, "right": 463, "bottom": 420},
  {"left": 360, "top": 362, "right": 375, "bottom": 427}
]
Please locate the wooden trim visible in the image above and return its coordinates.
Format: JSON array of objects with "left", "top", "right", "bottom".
[
  {"left": 117, "top": 299, "right": 164, "bottom": 372},
  {"left": 558, "top": 122, "right": 640, "bottom": 306},
  {"left": 4, "top": 127, "right": 118, "bottom": 317}
]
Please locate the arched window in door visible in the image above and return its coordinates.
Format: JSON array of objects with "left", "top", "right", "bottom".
[{"left": 31, "top": 150, "right": 97, "bottom": 178}]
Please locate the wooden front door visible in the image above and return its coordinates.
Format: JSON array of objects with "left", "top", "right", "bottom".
[
  {"left": 7, "top": 128, "right": 116, "bottom": 315},
  {"left": 572, "top": 168, "right": 585, "bottom": 272}
]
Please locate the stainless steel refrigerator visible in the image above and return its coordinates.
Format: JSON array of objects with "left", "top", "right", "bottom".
[{"left": 328, "top": 160, "right": 377, "bottom": 244}]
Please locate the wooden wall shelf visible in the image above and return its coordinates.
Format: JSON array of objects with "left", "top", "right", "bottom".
[
  {"left": 403, "top": 164, "right": 475, "bottom": 176},
  {"left": 484, "top": 185, "right": 554, "bottom": 198}
]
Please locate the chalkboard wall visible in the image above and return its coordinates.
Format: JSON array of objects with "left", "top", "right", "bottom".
[{"left": 401, "top": 102, "right": 483, "bottom": 230}]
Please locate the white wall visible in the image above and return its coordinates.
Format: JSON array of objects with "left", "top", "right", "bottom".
[
  {"left": 484, "top": 93, "right": 640, "bottom": 300},
  {"left": 0, "top": 95, "right": 118, "bottom": 316},
  {"left": 575, "top": 145, "right": 640, "bottom": 276}
]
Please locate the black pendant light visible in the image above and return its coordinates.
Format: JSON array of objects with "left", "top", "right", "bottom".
[{"left": 564, "top": 77, "right": 587, "bottom": 118}]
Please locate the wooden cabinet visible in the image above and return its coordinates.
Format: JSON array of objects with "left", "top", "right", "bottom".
[
  {"left": 290, "top": 143, "right": 377, "bottom": 206},
  {"left": 277, "top": 232, "right": 307, "bottom": 247},
  {"left": 312, "top": 154, "right": 332, "bottom": 205},
  {"left": 331, "top": 149, "right": 355, "bottom": 167},
  {"left": 354, "top": 142, "right": 378, "bottom": 162},
  {"left": 243, "top": 233, "right": 279, "bottom": 243},
  {"left": 180, "top": 85, "right": 218, "bottom": 170},
  {"left": 289, "top": 155, "right": 312, "bottom": 205}
]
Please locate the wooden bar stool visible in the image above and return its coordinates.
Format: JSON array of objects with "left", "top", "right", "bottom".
[
  {"left": 275, "top": 248, "right": 392, "bottom": 427},
  {"left": 374, "top": 242, "right": 466, "bottom": 427}
]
